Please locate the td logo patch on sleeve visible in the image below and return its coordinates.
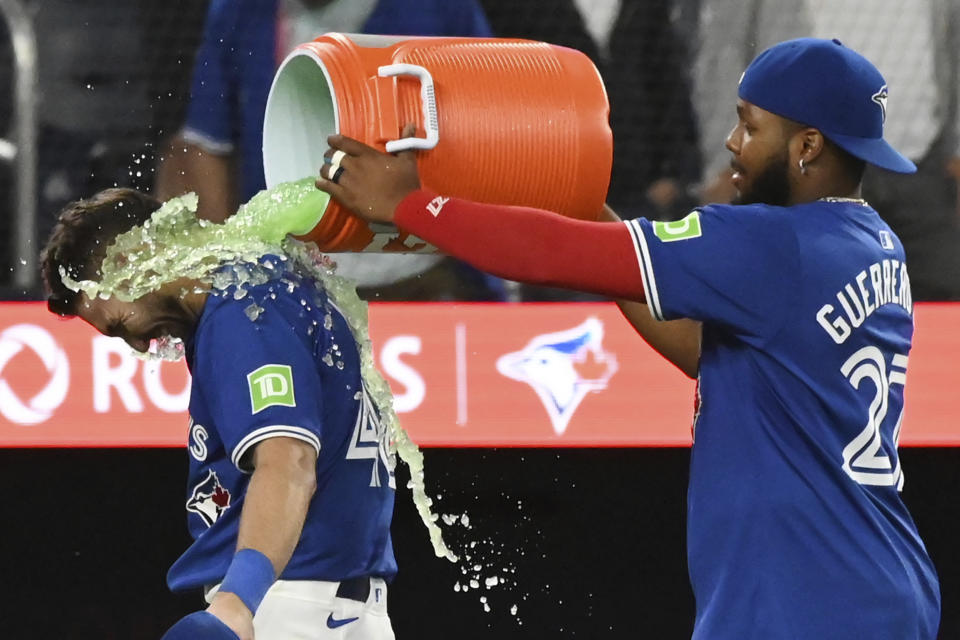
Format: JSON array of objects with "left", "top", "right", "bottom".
[
  {"left": 652, "top": 211, "right": 702, "bottom": 242},
  {"left": 247, "top": 364, "right": 296, "bottom": 414}
]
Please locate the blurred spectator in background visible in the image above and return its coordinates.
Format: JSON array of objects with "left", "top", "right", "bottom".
[
  {"left": 32, "top": 0, "right": 151, "bottom": 240},
  {"left": 692, "top": 0, "right": 807, "bottom": 205},
  {"left": 694, "top": 0, "right": 960, "bottom": 300},
  {"left": 479, "top": 0, "right": 700, "bottom": 301},
  {"left": 602, "top": 0, "right": 701, "bottom": 222},
  {"left": 157, "top": 0, "right": 501, "bottom": 302},
  {"left": 482, "top": 0, "right": 701, "bottom": 222},
  {"left": 0, "top": 0, "right": 207, "bottom": 296},
  {"left": 0, "top": 11, "right": 13, "bottom": 289}
]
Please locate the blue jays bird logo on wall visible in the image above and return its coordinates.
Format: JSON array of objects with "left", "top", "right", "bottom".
[
  {"left": 186, "top": 469, "right": 232, "bottom": 527},
  {"left": 496, "top": 318, "right": 618, "bottom": 435}
]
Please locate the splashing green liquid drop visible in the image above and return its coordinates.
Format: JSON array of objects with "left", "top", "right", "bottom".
[{"left": 64, "top": 178, "right": 457, "bottom": 562}]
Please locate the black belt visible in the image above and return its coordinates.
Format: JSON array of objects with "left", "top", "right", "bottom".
[{"left": 335, "top": 576, "right": 371, "bottom": 602}]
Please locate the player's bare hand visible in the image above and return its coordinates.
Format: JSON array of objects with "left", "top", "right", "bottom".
[
  {"left": 207, "top": 591, "right": 255, "bottom": 640},
  {"left": 316, "top": 123, "right": 422, "bottom": 224}
]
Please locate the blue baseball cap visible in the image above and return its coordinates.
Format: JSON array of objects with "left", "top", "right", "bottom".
[{"left": 738, "top": 38, "right": 916, "bottom": 174}]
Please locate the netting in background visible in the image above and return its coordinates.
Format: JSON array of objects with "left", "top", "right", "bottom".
[
  {"left": 690, "top": 0, "right": 960, "bottom": 300},
  {"left": 0, "top": 0, "right": 210, "bottom": 297},
  {"left": 0, "top": 13, "right": 12, "bottom": 291},
  {"left": 481, "top": 0, "right": 703, "bottom": 223},
  {"left": 0, "top": 3, "right": 958, "bottom": 638},
  {"left": 1, "top": 0, "right": 958, "bottom": 299}
]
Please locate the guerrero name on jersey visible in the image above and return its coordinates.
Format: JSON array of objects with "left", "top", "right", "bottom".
[
  {"left": 167, "top": 257, "right": 397, "bottom": 592},
  {"left": 626, "top": 200, "right": 939, "bottom": 640}
]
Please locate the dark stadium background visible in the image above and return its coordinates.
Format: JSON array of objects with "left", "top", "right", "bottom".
[{"left": 1, "top": 447, "right": 956, "bottom": 638}]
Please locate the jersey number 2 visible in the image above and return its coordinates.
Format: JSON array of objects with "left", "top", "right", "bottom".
[{"left": 840, "top": 346, "right": 907, "bottom": 490}]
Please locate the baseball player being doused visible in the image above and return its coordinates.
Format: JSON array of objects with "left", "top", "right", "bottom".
[{"left": 41, "top": 188, "right": 398, "bottom": 640}]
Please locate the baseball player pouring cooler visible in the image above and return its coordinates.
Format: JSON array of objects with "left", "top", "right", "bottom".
[
  {"left": 318, "top": 39, "right": 941, "bottom": 639},
  {"left": 40, "top": 190, "right": 398, "bottom": 640}
]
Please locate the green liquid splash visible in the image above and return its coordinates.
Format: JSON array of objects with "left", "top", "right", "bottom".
[{"left": 64, "top": 178, "right": 457, "bottom": 562}]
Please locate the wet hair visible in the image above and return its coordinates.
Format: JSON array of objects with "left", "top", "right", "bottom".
[{"left": 40, "top": 188, "right": 161, "bottom": 317}]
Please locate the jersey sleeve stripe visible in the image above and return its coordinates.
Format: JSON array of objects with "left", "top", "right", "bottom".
[
  {"left": 231, "top": 425, "right": 322, "bottom": 472},
  {"left": 624, "top": 219, "right": 665, "bottom": 321}
]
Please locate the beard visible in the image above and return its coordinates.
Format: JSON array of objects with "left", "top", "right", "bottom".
[{"left": 732, "top": 150, "right": 792, "bottom": 206}]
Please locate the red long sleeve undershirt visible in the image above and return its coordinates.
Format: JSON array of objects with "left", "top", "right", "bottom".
[{"left": 394, "top": 189, "right": 647, "bottom": 302}]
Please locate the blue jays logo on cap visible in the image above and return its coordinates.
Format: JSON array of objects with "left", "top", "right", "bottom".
[
  {"left": 738, "top": 38, "right": 915, "bottom": 174},
  {"left": 871, "top": 85, "right": 888, "bottom": 123}
]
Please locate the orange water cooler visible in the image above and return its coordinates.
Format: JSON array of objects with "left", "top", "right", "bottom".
[{"left": 262, "top": 33, "right": 612, "bottom": 252}]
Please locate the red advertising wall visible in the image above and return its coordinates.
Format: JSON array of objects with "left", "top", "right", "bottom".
[{"left": 0, "top": 302, "right": 956, "bottom": 447}]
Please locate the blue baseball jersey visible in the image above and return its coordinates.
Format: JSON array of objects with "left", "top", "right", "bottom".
[
  {"left": 625, "top": 201, "right": 940, "bottom": 639},
  {"left": 184, "top": 0, "right": 492, "bottom": 202},
  {"left": 167, "top": 259, "right": 397, "bottom": 592}
]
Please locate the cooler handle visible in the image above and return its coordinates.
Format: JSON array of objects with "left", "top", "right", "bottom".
[{"left": 378, "top": 63, "right": 439, "bottom": 153}]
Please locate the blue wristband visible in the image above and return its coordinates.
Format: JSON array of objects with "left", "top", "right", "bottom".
[{"left": 219, "top": 549, "right": 276, "bottom": 614}]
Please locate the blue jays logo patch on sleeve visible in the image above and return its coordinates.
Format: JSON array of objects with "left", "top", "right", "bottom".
[{"left": 186, "top": 469, "right": 232, "bottom": 527}]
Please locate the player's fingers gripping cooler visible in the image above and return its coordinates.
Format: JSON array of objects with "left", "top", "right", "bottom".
[{"left": 263, "top": 33, "right": 613, "bottom": 251}]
